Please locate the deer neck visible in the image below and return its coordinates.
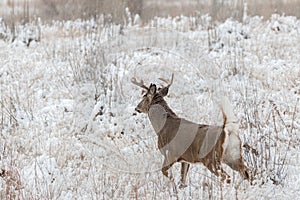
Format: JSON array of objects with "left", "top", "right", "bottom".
[{"left": 148, "top": 95, "right": 178, "bottom": 133}]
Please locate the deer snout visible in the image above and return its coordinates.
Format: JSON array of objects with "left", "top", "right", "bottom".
[{"left": 135, "top": 107, "right": 141, "bottom": 113}]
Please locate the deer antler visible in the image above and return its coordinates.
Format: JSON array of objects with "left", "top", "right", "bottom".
[
  {"left": 131, "top": 77, "right": 149, "bottom": 90},
  {"left": 159, "top": 73, "right": 174, "bottom": 88}
]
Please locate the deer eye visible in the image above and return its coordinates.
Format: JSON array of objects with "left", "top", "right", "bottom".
[{"left": 141, "top": 90, "right": 147, "bottom": 95}]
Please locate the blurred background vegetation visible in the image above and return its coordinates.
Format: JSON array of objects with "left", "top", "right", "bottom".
[{"left": 1, "top": 0, "right": 300, "bottom": 24}]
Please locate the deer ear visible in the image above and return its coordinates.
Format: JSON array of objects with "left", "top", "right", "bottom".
[
  {"left": 149, "top": 84, "right": 156, "bottom": 94},
  {"left": 159, "top": 87, "right": 169, "bottom": 97}
]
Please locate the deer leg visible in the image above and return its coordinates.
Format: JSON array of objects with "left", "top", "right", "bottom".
[
  {"left": 204, "top": 161, "right": 231, "bottom": 183},
  {"left": 179, "top": 163, "right": 190, "bottom": 189},
  {"left": 162, "top": 157, "right": 175, "bottom": 180},
  {"left": 214, "top": 165, "right": 231, "bottom": 183},
  {"left": 226, "top": 158, "right": 250, "bottom": 181},
  {"left": 218, "top": 167, "right": 231, "bottom": 183}
]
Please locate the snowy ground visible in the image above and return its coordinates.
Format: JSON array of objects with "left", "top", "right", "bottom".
[{"left": 0, "top": 13, "right": 300, "bottom": 199}]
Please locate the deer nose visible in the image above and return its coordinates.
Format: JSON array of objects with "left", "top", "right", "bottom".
[{"left": 135, "top": 107, "right": 141, "bottom": 113}]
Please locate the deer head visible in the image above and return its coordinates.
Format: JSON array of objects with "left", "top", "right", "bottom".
[{"left": 131, "top": 73, "right": 174, "bottom": 113}]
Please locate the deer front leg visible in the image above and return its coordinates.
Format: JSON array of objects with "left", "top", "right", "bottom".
[
  {"left": 162, "top": 156, "right": 175, "bottom": 180},
  {"left": 179, "top": 162, "right": 190, "bottom": 189}
]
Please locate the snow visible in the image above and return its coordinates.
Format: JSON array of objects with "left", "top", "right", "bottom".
[{"left": 0, "top": 13, "right": 300, "bottom": 199}]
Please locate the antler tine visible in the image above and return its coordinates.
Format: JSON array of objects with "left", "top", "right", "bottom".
[
  {"left": 131, "top": 77, "right": 149, "bottom": 90},
  {"left": 158, "top": 73, "right": 174, "bottom": 88}
]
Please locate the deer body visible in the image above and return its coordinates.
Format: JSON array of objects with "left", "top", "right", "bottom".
[{"left": 132, "top": 74, "right": 250, "bottom": 188}]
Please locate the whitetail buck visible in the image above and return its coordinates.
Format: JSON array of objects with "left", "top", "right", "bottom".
[{"left": 131, "top": 74, "right": 250, "bottom": 188}]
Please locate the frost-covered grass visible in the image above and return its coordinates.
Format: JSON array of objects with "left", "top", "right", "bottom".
[{"left": 0, "top": 14, "right": 300, "bottom": 199}]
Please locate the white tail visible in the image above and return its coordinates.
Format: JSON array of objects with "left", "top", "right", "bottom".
[
  {"left": 132, "top": 74, "right": 250, "bottom": 188},
  {"left": 221, "top": 97, "right": 239, "bottom": 134}
]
